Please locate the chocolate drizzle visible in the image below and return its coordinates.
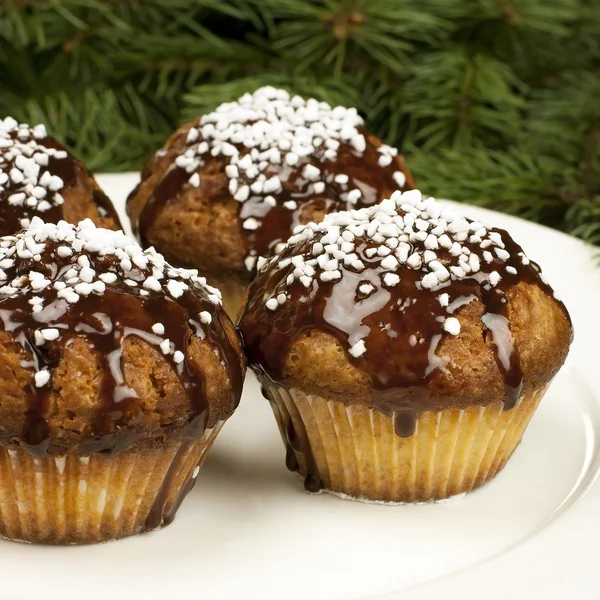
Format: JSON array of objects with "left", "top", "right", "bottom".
[
  {"left": 239, "top": 191, "right": 572, "bottom": 493},
  {"left": 0, "top": 222, "right": 243, "bottom": 460},
  {"left": 259, "top": 382, "right": 323, "bottom": 492},
  {"left": 480, "top": 288, "right": 523, "bottom": 409},
  {"left": 242, "top": 233, "right": 562, "bottom": 408},
  {"left": 145, "top": 438, "right": 198, "bottom": 530}
]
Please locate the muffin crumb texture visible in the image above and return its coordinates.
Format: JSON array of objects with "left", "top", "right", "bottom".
[
  {"left": 0, "top": 218, "right": 244, "bottom": 456},
  {"left": 0, "top": 117, "right": 121, "bottom": 234}
]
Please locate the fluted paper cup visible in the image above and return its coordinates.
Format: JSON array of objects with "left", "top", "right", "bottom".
[
  {"left": 263, "top": 383, "right": 547, "bottom": 503},
  {"left": 0, "top": 423, "right": 222, "bottom": 544}
]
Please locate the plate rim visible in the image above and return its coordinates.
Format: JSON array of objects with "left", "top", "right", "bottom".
[{"left": 1, "top": 172, "right": 596, "bottom": 600}]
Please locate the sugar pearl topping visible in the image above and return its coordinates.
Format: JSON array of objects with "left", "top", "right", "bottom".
[
  {"left": 0, "top": 117, "right": 68, "bottom": 222},
  {"left": 0, "top": 217, "right": 226, "bottom": 390},
  {"left": 0, "top": 117, "right": 120, "bottom": 236},
  {"left": 0, "top": 217, "right": 245, "bottom": 455},
  {"left": 241, "top": 190, "right": 568, "bottom": 418},
  {"left": 261, "top": 190, "right": 521, "bottom": 324},
  {"left": 134, "top": 87, "right": 412, "bottom": 272}
]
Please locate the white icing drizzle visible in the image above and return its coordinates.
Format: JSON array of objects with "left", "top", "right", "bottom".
[{"left": 480, "top": 313, "right": 515, "bottom": 373}]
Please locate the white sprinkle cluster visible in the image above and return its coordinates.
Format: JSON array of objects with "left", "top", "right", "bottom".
[
  {"left": 261, "top": 190, "right": 523, "bottom": 355},
  {"left": 0, "top": 117, "right": 68, "bottom": 223},
  {"left": 0, "top": 217, "right": 222, "bottom": 385},
  {"left": 169, "top": 87, "right": 405, "bottom": 252}
]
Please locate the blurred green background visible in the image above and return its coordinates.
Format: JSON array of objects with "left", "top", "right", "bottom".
[{"left": 1, "top": 1, "right": 599, "bottom": 243}]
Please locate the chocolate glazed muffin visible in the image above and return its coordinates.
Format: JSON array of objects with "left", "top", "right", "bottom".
[
  {"left": 0, "top": 116, "right": 122, "bottom": 235},
  {"left": 126, "top": 86, "right": 414, "bottom": 319},
  {"left": 239, "top": 190, "right": 572, "bottom": 502},
  {"left": 0, "top": 217, "right": 244, "bottom": 543}
]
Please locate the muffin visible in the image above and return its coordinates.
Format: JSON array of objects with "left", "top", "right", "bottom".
[
  {"left": 126, "top": 86, "right": 414, "bottom": 318},
  {"left": 0, "top": 217, "right": 245, "bottom": 544},
  {"left": 0, "top": 116, "right": 122, "bottom": 235},
  {"left": 239, "top": 190, "right": 572, "bottom": 502}
]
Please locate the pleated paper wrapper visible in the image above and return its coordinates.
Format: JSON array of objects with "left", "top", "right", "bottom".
[
  {"left": 265, "top": 384, "right": 548, "bottom": 502},
  {"left": 0, "top": 423, "right": 222, "bottom": 544}
]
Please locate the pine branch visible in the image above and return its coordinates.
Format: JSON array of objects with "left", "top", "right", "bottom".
[
  {"left": 250, "top": 0, "right": 450, "bottom": 75},
  {"left": 0, "top": 0, "right": 598, "bottom": 248},
  {"left": 402, "top": 47, "right": 526, "bottom": 150}
]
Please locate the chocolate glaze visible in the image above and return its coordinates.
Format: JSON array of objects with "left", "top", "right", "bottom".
[
  {"left": 0, "top": 130, "right": 120, "bottom": 234},
  {"left": 240, "top": 221, "right": 571, "bottom": 489},
  {"left": 137, "top": 164, "right": 187, "bottom": 248},
  {"left": 0, "top": 135, "right": 75, "bottom": 235},
  {"left": 131, "top": 128, "right": 413, "bottom": 273},
  {"left": 0, "top": 242, "right": 242, "bottom": 460}
]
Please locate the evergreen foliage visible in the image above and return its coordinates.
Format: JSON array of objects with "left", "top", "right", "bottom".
[{"left": 1, "top": 1, "right": 598, "bottom": 243}]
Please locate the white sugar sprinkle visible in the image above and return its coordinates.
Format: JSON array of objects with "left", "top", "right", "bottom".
[
  {"left": 35, "top": 370, "right": 51, "bottom": 388},
  {"left": 383, "top": 273, "right": 400, "bottom": 287},
  {"left": 199, "top": 311, "right": 212, "bottom": 324},
  {"left": 0, "top": 218, "right": 223, "bottom": 380},
  {"left": 266, "top": 298, "right": 279, "bottom": 310},
  {"left": 160, "top": 88, "right": 407, "bottom": 274},
  {"left": 443, "top": 317, "right": 461, "bottom": 335},
  {"left": 0, "top": 119, "right": 71, "bottom": 215},
  {"left": 152, "top": 323, "right": 165, "bottom": 335},
  {"left": 489, "top": 271, "right": 501, "bottom": 286},
  {"left": 143, "top": 276, "right": 161, "bottom": 292},
  {"left": 349, "top": 339, "right": 366, "bottom": 358},
  {"left": 243, "top": 217, "right": 261, "bottom": 231},
  {"left": 189, "top": 173, "right": 200, "bottom": 188},
  {"left": 302, "top": 164, "right": 321, "bottom": 181},
  {"left": 256, "top": 190, "right": 542, "bottom": 358}
]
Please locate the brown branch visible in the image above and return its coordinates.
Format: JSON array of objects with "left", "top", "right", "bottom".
[
  {"left": 323, "top": 10, "right": 365, "bottom": 40},
  {"left": 62, "top": 31, "right": 87, "bottom": 53},
  {"left": 531, "top": 67, "right": 600, "bottom": 88},
  {"left": 496, "top": 0, "right": 518, "bottom": 25}
]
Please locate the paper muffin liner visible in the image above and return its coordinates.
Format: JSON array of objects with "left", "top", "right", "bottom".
[
  {"left": 211, "top": 277, "right": 247, "bottom": 322},
  {"left": 0, "top": 423, "right": 222, "bottom": 544},
  {"left": 264, "top": 383, "right": 548, "bottom": 502}
]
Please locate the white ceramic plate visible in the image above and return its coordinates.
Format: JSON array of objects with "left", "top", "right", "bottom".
[{"left": 1, "top": 173, "right": 599, "bottom": 600}]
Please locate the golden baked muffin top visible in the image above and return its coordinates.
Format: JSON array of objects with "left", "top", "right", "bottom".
[
  {"left": 0, "top": 117, "right": 122, "bottom": 234},
  {"left": 127, "top": 86, "right": 414, "bottom": 283},
  {"left": 0, "top": 218, "right": 245, "bottom": 456},
  {"left": 240, "top": 190, "right": 572, "bottom": 428}
]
